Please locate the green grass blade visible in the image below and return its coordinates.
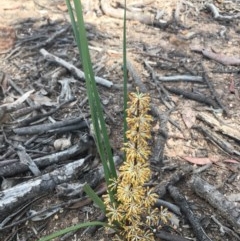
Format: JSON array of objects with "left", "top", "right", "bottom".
[
  {"left": 72, "top": 0, "right": 117, "bottom": 179},
  {"left": 66, "top": 0, "right": 117, "bottom": 203},
  {"left": 38, "top": 221, "right": 108, "bottom": 241},
  {"left": 83, "top": 184, "right": 106, "bottom": 212},
  {"left": 123, "top": 0, "right": 128, "bottom": 144}
]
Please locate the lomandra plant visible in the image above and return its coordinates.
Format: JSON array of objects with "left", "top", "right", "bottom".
[
  {"left": 103, "top": 89, "right": 170, "bottom": 240},
  {"left": 39, "top": 1, "right": 170, "bottom": 240}
]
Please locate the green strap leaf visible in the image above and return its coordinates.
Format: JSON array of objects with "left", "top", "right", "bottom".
[
  {"left": 83, "top": 184, "right": 106, "bottom": 212},
  {"left": 38, "top": 221, "right": 108, "bottom": 241}
]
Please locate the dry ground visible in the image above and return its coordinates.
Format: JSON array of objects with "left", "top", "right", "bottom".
[{"left": 0, "top": 0, "right": 240, "bottom": 241}]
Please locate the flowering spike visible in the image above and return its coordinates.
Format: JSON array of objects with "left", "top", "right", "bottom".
[{"left": 104, "top": 90, "right": 170, "bottom": 240}]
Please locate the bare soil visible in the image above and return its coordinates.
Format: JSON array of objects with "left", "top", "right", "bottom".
[{"left": 0, "top": 0, "right": 240, "bottom": 241}]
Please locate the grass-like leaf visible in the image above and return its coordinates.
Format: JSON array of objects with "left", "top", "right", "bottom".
[
  {"left": 83, "top": 184, "right": 106, "bottom": 212},
  {"left": 123, "top": 0, "right": 128, "bottom": 144},
  {"left": 38, "top": 221, "right": 108, "bottom": 241},
  {"left": 66, "top": 0, "right": 117, "bottom": 204}
]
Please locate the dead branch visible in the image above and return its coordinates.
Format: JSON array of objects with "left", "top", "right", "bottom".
[
  {"left": 13, "top": 116, "right": 88, "bottom": 135},
  {"left": 40, "top": 48, "right": 113, "bottom": 88},
  {"left": 168, "top": 185, "right": 213, "bottom": 241},
  {"left": 0, "top": 136, "right": 92, "bottom": 177},
  {"left": 0, "top": 157, "right": 90, "bottom": 224},
  {"left": 164, "top": 86, "right": 219, "bottom": 108},
  {"left": 191, "top": 175, "right": 240, "bottom": 234}
]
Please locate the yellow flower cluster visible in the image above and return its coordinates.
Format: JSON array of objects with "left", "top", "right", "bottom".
[{"left": 104, "top": 90, "right": 162, "bottom": 241}]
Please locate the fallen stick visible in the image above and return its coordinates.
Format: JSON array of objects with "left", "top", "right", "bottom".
[
  {"left": 168, "top": 185, "right": 213, "bottom": 241},
  {"left": 0, "top": 136, "right": 92, "bottom": 177},
  {"left": 191, "top": 176, "right": 240, "bottom": 233},
  {"left": 13, "top": 116, "right": 88, "bottom": 135},
  {"left": 157, "top": 75, "right": 204, "bottom": 83},
  {"left": 0, "top": 157, "right": 90, "bottom": 224},
  {"left": 40, "top": 48, "right": 113, "bottom": 88}
]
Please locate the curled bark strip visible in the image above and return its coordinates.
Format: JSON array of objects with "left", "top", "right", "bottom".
[
  {"left": 206, "top": 3, "right": 240, "bottom": 21},
  {"left": 190, "top": 46, "right": 240, "bottom": 66},
  {"left": 191, "top": 176, "right": 240, "bottom": 233},
  {"left": 100, "top": 0, "right": 169, "bottom": 29},
  {"left": 202, "top": 49, "right": 240, "bottom": 66}
]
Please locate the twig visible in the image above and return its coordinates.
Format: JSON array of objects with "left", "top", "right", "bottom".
[
  {"left": 155, "top": 199, "right": 181, "bottom": 216},
  {"left": 156, "top": 230, "right": 191, "bottom": 241},
  {"left": 165, "top": 86, "right": 218, "bottom": 108},
  {"left": 211, "top": 215, "right": 240, "bottom": 240},
  {"left": 0, "top": 136, "right": 92, "bottom": 177},
  {"left": 13, "top": 116, "right": 88, "bottom": 135},
  {"left": 127, "top": 60, "right": 147, "bottom": 93},
  {"left": 15, "top": 97, "right": 76, "bottom": 127},
  {"left": 202, "top": 64, "right": 229, "bottom": 116},
  {"left": 40, "top": 48, "right": 113, "bottom": 88},
  {"left": 157, "top": 75, "right": 204, "bottom": 83},
  {"left": 206, "top": 3, "right": 240, "bottom": 21},
  {"left": 27, "top": 25, "right": 70, "bottom": 50}
]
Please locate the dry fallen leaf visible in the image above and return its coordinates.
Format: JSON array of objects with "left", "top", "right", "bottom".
[
  {"left": 182, "top": 156, "right": 219, "bottom": 165},
  {"left": 30, "top": 92, "right": 56, "bottom": 106},
  {"left": 181, "top": 106, "right": 196, "bottom": 129}
]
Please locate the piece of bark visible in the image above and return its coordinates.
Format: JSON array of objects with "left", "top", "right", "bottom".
[
  {"left": 191, "top": 176, "right": 240, "bottom": 233},
  {"left": 193, "top": 125, "right": 240, "bottom": 156},
  {"left": 197, "top": 112, "right": 240, "bottom": 142},
  {"left": 0, "top": 135, "right": 92, "bottom": 177},
  {"left": 190, "top": 46, "right": 240, "bottom": 66},
  {"left": 100, "top": 0, "right": 169, "bottom": 29},
  {"left": 0, "top": 157, "right": 90, "bottom": 223},
  {"left": 16, "top": 144, "right": 41, "bottom": 176}
]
